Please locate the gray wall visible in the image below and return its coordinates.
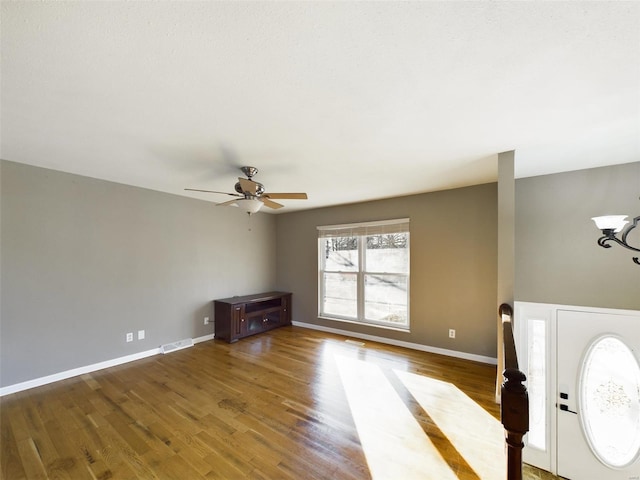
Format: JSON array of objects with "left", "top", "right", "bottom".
[
  {"left": 6, "top": 159, "right": 631, "bottom": 389},
  {"left": 1, "top": 161, "right": 277, "bottom": 387},
  {"left": 275, "top": 183, "right": 498, "bottom": 359},
  {"left": 515, "top": 162, "right": 640, "bottom": 310}
]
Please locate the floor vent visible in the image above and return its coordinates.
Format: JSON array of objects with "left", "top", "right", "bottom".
[
  {"left": 160, "top": 338, "right": 194, "bottom": 354},
  {"left": 345, "top": 339, "right": 365, "bottom": 346}
]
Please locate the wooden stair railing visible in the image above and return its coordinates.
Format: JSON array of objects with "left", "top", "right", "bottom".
[{"left": 499, "top": 303, "right": 529, "bottom": 480}]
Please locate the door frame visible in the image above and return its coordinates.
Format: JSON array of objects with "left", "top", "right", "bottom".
[{"left": 514, "top": 302, "right": 640, "bottom": 476}]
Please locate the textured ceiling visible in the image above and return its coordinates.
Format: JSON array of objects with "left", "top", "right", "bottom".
[{"left": 1, "top": 2, "right": 639, "bottom": 213}]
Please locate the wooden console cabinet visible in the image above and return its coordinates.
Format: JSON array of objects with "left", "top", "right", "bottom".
[{"left": 214, "top": 291, "right": 292, "bottom": 343}]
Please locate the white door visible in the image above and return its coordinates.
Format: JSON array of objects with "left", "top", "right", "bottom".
[{"left": 557, "top": 310, "right": 640, "bottom": 480}]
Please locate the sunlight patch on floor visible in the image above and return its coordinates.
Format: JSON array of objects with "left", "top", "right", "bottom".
[
  {"left": 395, "top": 369, "right": 506, "bottom": 480},
  {"left": 335, "top": 354, "right": 459, "bottom": 480}
]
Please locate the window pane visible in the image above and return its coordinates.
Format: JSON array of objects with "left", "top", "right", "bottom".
[
  {"left": 321, "top": 237, "right": 358, "bottom": 272},
  {"left": 580, "top": 336, "right": 640, "bottom": 468},
  {"left": 364, "top": 274, "right": 408, "bottom": 325},
  {"left": 365, "top": 234, "right": 408, "bottom": 273},
  {"left": 527, "top": 319, "right": 546, "bottom": 450},
  {"left": 322, "top": 272, "right": 357, "bottom": 318}
]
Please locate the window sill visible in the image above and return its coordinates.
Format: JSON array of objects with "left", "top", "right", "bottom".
[{"left": 318, "top": 315, "right": 410, "bottom": 333}]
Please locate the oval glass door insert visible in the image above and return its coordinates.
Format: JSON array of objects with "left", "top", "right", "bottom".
[{"left": 579, "top": 335, "right": 640, "bottom": 468}]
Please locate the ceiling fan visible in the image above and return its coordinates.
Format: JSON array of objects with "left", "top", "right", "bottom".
[{"left": 185, "top": 166, "right": 308, "bottom": 214}]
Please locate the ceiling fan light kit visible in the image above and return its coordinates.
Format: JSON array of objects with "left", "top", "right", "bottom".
[
  {"left": 185, "top": 166, "right": 308, "bottom": 215},
  {"left": 237, "top": 198, "right": 263, "bottom": 214}
]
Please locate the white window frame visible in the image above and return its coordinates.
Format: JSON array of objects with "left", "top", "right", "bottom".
[{"left": 317, "top": 218, "right": 410, "bottom": 331}]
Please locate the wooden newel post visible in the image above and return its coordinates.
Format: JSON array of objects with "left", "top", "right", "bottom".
[
  {"left": 501, "top": 367, "right": 529, "bottom": 480},
  {"left": 499, "top": 303, "right": 529, "bottom": 480}
]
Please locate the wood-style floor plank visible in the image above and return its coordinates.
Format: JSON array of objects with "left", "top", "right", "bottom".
[
  {"left": 1, "top": 326, "right": 557, "bottom": 479},
  {"left": 0, "top": 406, "right": 27, "bottom": 480}
]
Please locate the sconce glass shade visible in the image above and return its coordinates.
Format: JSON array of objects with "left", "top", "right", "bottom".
[
  {"left": 238, "top": 198, "right": 263, "bottom": 214},
  {"left": 592, "top": 215, "right": 629, "bottom": 233}
]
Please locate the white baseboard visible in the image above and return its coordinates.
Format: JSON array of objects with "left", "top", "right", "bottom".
[
  {"left": 292, "top": 321, "right": 497, "bottom": 365},
  {"left": 194, "top": 333, "right": 215, "bottom": 343},
  {"left": 0, "top": 333, "right": 215, "bottom": 397}
]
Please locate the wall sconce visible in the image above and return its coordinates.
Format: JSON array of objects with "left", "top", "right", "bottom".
[{"left": 592, "top": 214, "right": 640, "bottom": 265}]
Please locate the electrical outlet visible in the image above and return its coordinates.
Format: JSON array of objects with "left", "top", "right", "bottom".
[
  {"left": 204, "top": 317, "right": 210, "bottom": 325},
  {"left": 138, "top": 330, "right": 145, "bottom": 340},
  {"left": 449, "top": 329, "right": 456, "bottom": 339},
  {"left": 126, "top": 332, "right": 133, "bottom": 342}
]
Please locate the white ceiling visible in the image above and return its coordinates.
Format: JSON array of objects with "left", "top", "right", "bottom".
[{"left": 1, "top": 1, "right": 639, "bottom": 213}]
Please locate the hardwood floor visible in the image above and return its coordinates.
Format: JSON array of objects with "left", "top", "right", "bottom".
[{"left": 1, "top": 326, "right": 557, "bottom": 479}]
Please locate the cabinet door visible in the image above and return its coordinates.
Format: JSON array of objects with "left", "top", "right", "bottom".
[
  {"left": 281, "top": 295, "right": 291, "bottom": 324},
  {"left": 232, "top": 306, "right": 245, "bottom": 339},
  {"left": 263, "top": 308, "right": 282, "bottom": 328},
  {"left": 246, "top": 308, "right": 282, "bottom": 333},
  {"left": 245, "top": 311, "right": 266, "bottom": 335}
]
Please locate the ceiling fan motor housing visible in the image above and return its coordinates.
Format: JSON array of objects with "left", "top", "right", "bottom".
[{"left": 235, "top": 181, "right": 265, "bottom": 196}]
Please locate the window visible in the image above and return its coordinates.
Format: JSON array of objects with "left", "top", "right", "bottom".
[{"left": 318, "top": 218, "right": 410, "bottom": 330}]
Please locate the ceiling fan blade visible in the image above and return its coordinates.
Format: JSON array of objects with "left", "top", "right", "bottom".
[
  {"left": 238, "top": 177, "right": 258, "bottom": 194},
  {"left": 263, "top": 192, "right": 308, "bottom": 200},
  {"left": 260, "top": 198, "right": 284, "bottom": 209},
  {"left": 215, "top": 199, "right": 240, "bottom": 207},
  {"left": 185, "top": 188, "right": 242, "bottom": 197}
]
